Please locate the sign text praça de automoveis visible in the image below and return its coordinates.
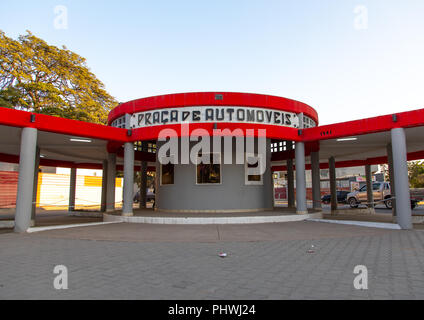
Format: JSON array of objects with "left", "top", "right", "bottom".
[{"left": 129, "top": 106, "right": 302, "bottom": 129}]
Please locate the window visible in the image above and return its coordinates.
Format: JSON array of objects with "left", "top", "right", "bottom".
[
  {"left": 196, "top": 153, "right": 221, "bottom": 184},
  {"left": 160, "top": 156, "right": 175, "bottom": 185},
  {"left": 245, "top": 154, "right": 263, "bottom": 185},
  {"left": 372, "top": 183, "right": 381, "bottom": 191},
  {"left": 360, "top": 183, "right": 381, "bottom": 192},
  {"left": 135, "top": 141, "right": 157, "bottom": 153},
  {"left": 147, "top": 142, "right": 156, "bottom": 153}
]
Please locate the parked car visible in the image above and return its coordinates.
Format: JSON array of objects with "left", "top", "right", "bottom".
[
  {"left": 346, "top": 182, "right": 419, "bottom": 209},
  {"left": 133, "top": 188, "right": 155, "bottom": 203},
  {"left": 321, "top": 191, "right": 350, "bottom": 204}
]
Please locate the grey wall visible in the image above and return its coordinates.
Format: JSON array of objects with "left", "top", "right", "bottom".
[{"left": 156, "top": 138, "right": 273, "bottom": 212}]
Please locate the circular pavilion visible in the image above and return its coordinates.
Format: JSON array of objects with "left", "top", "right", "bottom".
[{"left": 107, "top": 92, "right": 318, "bottom": 213}]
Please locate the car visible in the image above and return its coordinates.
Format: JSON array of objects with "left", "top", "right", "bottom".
[
  {"left": 346, "top": 181, "right": 419, "bottom": 209},
  {"left": 321, "top": 191, "right": 350, "bottom": 204},
  {"left": 379, "top": 195, "right": 419, "bottom": 210},
  {"left": 133, "top": 188, "right": 155, "bottom": 203}
]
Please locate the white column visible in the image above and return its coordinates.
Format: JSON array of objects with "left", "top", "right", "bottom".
[
  {"left": 122, "top": 142, "right": 134, "bottom": 216},
  {"left": 387, "top": 143, "right": 397, "bottom": 219},
  {"left": 106, "top": 153, "right": 116, "bottom": 212},
  {"left": 295, "top": 141, "right": 307, "bottom": 214},
  {"left": 295, "top": 113, "right": 307, "bottom": 214},
  {"left": 139, "top": 161, "right": 148, "bottom": 209},
  {"left": 14, "top": 127, "right": 38, "bottom": 232},
  {"left": 391, "top": 128, "right": 412, "bottom": 229},
  {"left": 311, "top": 151, "right": 321, "bottom": 210},
  {"left": 100, "top": 160, "right": 108, "bottom": 212},
  {"left": 68, "top": 167, "right": 77, "bottom": 212},
  {"left": 365, "top": 164, "right": 374, "bottom": 209},
  {"left": 329, "top": 156, "right": 337, "bottom": 213},
  {"left": 287, "top": 159, "right": 295, "bottom": 208},
  {"left": 30, "top": 146, "right": 40, "bottom": 226}
]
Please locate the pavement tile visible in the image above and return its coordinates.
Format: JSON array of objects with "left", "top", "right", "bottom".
[{"left": 0, "top": 222, "right": 423, "bottom": 299}]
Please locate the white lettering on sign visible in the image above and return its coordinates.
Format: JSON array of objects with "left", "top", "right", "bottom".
[{"left": 128, "top": 106, "right": 301, "bottom": 129}]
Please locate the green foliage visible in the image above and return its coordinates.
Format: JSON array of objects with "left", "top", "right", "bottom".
[
  {"left": 0, "top": 87, "right": 21, "bottom": 108},
  {"left": 408, "top": 161, "right": 424, "bottom": 188},
  {"left": 0, "top": 30, "right": 117, "bottom": 124}
]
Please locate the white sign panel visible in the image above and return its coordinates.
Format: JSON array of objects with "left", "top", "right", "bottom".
[{"left": 128, "top": 106, "right": 300, "bottom": 129}]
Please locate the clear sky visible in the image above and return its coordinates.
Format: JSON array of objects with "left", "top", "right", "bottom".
[{"left": 1, "top": 0, "right": 423, "bottom": 125}]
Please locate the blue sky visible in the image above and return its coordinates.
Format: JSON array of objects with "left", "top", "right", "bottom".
[{"left": 1, "top": 0, "right": 424, "bottom": 124}]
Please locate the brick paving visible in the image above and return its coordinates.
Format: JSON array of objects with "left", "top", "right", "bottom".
[{"left": 0, "top": 221, "right": 423, "bottom": 300}]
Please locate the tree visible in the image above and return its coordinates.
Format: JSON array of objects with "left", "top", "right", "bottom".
[
  {"left": 0, "top": 86, "right": 21, "bottom": 108},
  {"left": 0, "top": 30, "right": 117, "bottom": 124},
  {"left": 408, "top": 160, "right": 424, "bottom": 188},
  {"left": 379, "top": 163, "right": 390, "bottom": 181}
]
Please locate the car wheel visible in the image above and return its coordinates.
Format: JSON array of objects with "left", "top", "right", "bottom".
[
  {"left": 348, "top": 197, "right": 359, "bottom": 208},
  {"left": 384, "top": 199, "right": 392, "bottom": 209}
]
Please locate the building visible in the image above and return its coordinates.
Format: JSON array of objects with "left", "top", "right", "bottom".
[{"left": 0, "top": 92, "right": 422, "bottom": 231}]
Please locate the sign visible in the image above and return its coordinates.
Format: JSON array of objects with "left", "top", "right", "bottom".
[
  {"left": 351, "top": 181, "right": 360, "bottom": 192},
  {"left": 356, "top": 175, "right": 376, "bottom": 182},
  {"left": 128, "top": 106, "right": 301, "bottom": 129},
  {"left": 356, "top": 176, "right": 365, "bottom": 182}
]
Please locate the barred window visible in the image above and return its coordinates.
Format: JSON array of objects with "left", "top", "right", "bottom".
[{"left": 196, "top": 154, "right": 221, "bottom": 184}]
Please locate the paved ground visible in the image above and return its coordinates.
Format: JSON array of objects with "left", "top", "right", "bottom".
[
  {"left": 1, "top": 221, "right": 424, "bottom": 300},
  {"left": 323, "top": 203, "right": 424, "bottom": 215},
  {"left": 0, "top": 209, "right": 102, "bottom": 227},
  {"left": 21, "top": 220, "right": 395, "bottom": 242}
]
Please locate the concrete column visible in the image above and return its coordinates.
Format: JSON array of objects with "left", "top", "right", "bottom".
[
  {"left": 68, "top": 167, "right": 77, "bottom": 212},
  {"left": 267, "top": 140, "right": 274, "bottom": 208},
  {"left": 311, "top": 151, "right": 322, "bottom": 210},
  {"left": 286, "top": 141, "right": 295, "bottom": 208},
  {"left": 106, "top": 153, "right": 116, "bottom": 212},
  {"left": 387, "top": 143, "right": 397, "bottom": 219},
  {"left": 391, "top": 128, "right": 412, "bottom": 229},
  {"left": 122, "top": 142, "right": 134, "bottom": 216},
  {"left": 295, "top": 113, "right": 307, "bottom": 214},
  {"left": 295, "top": 141, "right": 307, "bottom": 214},
  {"left": 365, "top": 164, "right": 374, "bottom": 209},
  {"left": 100, "top": 160, "right": 108, "bottom": 212},
  {"left": 139, "top": 161, "right": 148, "bottom": 209},
  {"left": 287, "top": 159, "right": 295, "bottom": 208},
  {"left": 329, "top": 156, "right": 337, "bottom": 212},
  {"left": 14, "top": 127, "right": 37, "bottom": 233},
  {"left": 154, "top": 157, "right": 159, "bottom": 211},
  {"left": 30, "top": 146, "right": 40, "bottom": 226}
]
